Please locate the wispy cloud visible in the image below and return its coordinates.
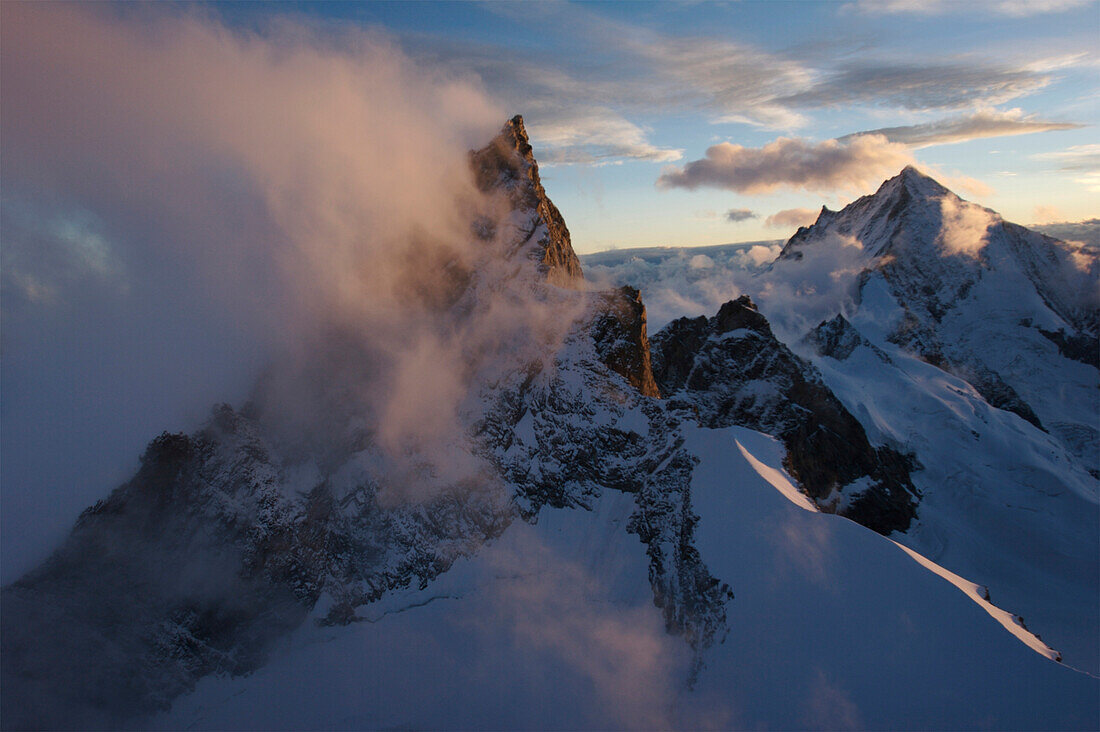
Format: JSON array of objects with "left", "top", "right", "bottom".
[
  {"left": 777, "top": 62, "right": 1050, "bottom": 111},
  {"left": 1032, "top": 144, "right": 1100, "bottom": 192},
  {"left": 1074, "top": 172, "right": 1100, "bottom": 193},
  {"left": 401, "top": 3, "right": 1076, "bottom": 166},
  {"left": 844, "top": 0, "right": 1089, "bottom": 17},
  {"left": 766, "top": 208, "right": 820, "bottom": 230},
  {"left": 726, "top": 208, "right": 758, "bottom": 223},
  {"left": 530, "top": 110, "right": 683, "bottom": 164},
  {"left": 1033, "top": 143, "right": 1100, "bottom": 170},
  {"left": 843, "top": 108, "right": 1080, "bottom": 147},
  {"left": 657, "top": 135, "right": 912, "bottom": 195}
]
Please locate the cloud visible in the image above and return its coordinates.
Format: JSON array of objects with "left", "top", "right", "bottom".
[
  {"left": 766, "top": 208, "right": 820, "bottom": 230},
  {"left": 529, "top": 109, "right": 683, "bottom": 164},
  {"left": 1031, "top": 218, "right": 1100, "bottom": 246},
  {"left": 581, "top": 242, "right": 783, "bottom": 331},
  {"left": 802, "top": 669, "right": 863, "bottom": 731},
  {"left": 844, "top": 0, "right": 1089, "bottom": 16},
  {"left": 402, "top": 2, "right": 1068, "bottom": 170},
  {"left": 1032, "top": 145, "right": 1100, "bottom": 192},
  {"left": 1033, "top": 143, "right": 1100, "bottom": 170},
  {"left": 615, "top": 33, "right": 812, "bottom": 129},
  {"left": 488, "top": 524, "right": 688, "bottom": 729},
  {"left": 1, "top": 3, "right": 586, "bottom": 577},
  {"left": 657, "top": 135, "right": 913, "bottom": 195},
  {"left": 1031, "top": 205, "right": 1064, "bottom": 225},
  {"left": 844, "top": 108, "right": 1080, "bottom": 147},
  {"left": 777, "top": 62, "right": 1051, "bottom": 112},
  {"left": 1074, "top": 172, "right": 1100, "bottom": 193},
  {"left": 725, "top": 208, "right": 758, "bottom": 223},
  {"left": 744, "top": 244, "right": 783, "bottom": 267},
  {"left": 937, "top": 197, "right": 997, "bottom": 257}
]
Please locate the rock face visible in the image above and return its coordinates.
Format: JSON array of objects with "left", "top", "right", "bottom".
[
  {"left": 651, "top": 295, "right": 919, "bottom": 535},
  {"left": 804, "top": 313, "right": 890, "bottom": 363},
  {"left": 470, "top": 115, "right": 584, "bottom": 288},
  {"left": 588, "top": 285, "right": 661, "bottom": 398}
]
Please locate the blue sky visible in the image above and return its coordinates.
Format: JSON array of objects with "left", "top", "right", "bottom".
[{"left": 210, "top": 0, "right": 1099, "bottom": 252}]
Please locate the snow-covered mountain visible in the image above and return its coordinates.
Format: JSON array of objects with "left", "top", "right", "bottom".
[
  {"left": 3, "top": 120, "right": 1097, "bottom": 730},
  {"left": 764, "top": 167, "right": 1099, "bottom": 674},
  {"left": 777, "top": 166, "right": 1098, "bottom": 471}
]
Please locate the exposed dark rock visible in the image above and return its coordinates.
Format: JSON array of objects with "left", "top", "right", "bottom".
[
  {"left": 2, "top": 409, "right": 309, "bottom": 729},
  {"left": 652, "top": 297, "right": 919, "bottom": 535},
  {"left": 475, "top": 350, "right": 731, "bottom": 683},
  {"left": 948, "top": 360, "right": 1045, "bottom": 431},
  {"left": 805, "top": 313, "right": 891, "bottom": 363},
  {"left": 589, "top": 285, "right": 661, "bottom": 398},
  {"left": 1038, "top": 326, "right": 1100, "bottom": 369}
]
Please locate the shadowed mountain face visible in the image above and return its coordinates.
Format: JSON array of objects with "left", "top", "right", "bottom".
[{"left": 651, "top": 295, "right": 919, "bottom": 535}]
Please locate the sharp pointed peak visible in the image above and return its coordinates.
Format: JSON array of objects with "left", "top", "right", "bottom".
[
  {"left": 881, "top": 165, "right": 951, "bottom": 200},
  {"left": 498, "top": 114, "right": 532, "bottom": 153}
]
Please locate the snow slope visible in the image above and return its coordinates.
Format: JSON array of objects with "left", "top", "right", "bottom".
[
  {"left": 802, "top": 312, "right": 1099, "bottom": 674},
  {"left": 773, "top": 167, "right": 1098, "bottom": 474},
  {"left": 156, "top": 425, "right": 1098, "bottom": 730}
]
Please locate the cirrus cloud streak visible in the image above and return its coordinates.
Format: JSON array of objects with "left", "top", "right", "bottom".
[{"left": 844, "top": 108, "right": 1081, "bottom": 147}]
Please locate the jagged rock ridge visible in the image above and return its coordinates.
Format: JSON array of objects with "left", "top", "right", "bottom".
[{"left": 1, "top": 119, "right": 725, "bottom": 729}]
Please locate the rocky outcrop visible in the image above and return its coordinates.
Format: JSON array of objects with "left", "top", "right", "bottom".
[
  {"left": 805, "top": 313, "right": 891, "bottom": 363},
  {"left": 589, "top": 286, "right": 661, "bottom": 398},
  {"left": 470, "top": 115, "right": 584, "bottom": 288},
  {"left": 1037, "top": 326, "right": 1100, "bottom": 369},
  {"left": 652, "top": 296, "right": 919, "bottom": 535},
  {"left": 1, "top": 400, "right": 523, "bottom": 729},
  {"left": 474, "top": 330, "right": 730, "bottom": 681}
]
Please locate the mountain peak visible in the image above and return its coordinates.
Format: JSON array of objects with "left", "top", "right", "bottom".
[
  {"left": 494, "top": 114, "right": 533, "bottom": 159},
  {"left": 885, "top": 164, "right": 951, "bottom": 200},
  {"left": 470, "top": 116, "right": 584, "bottom": 288}
]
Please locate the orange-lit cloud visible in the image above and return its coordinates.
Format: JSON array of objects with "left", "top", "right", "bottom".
[{"left": 657, "top": 135, "right": 913, "bottom": 195}]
